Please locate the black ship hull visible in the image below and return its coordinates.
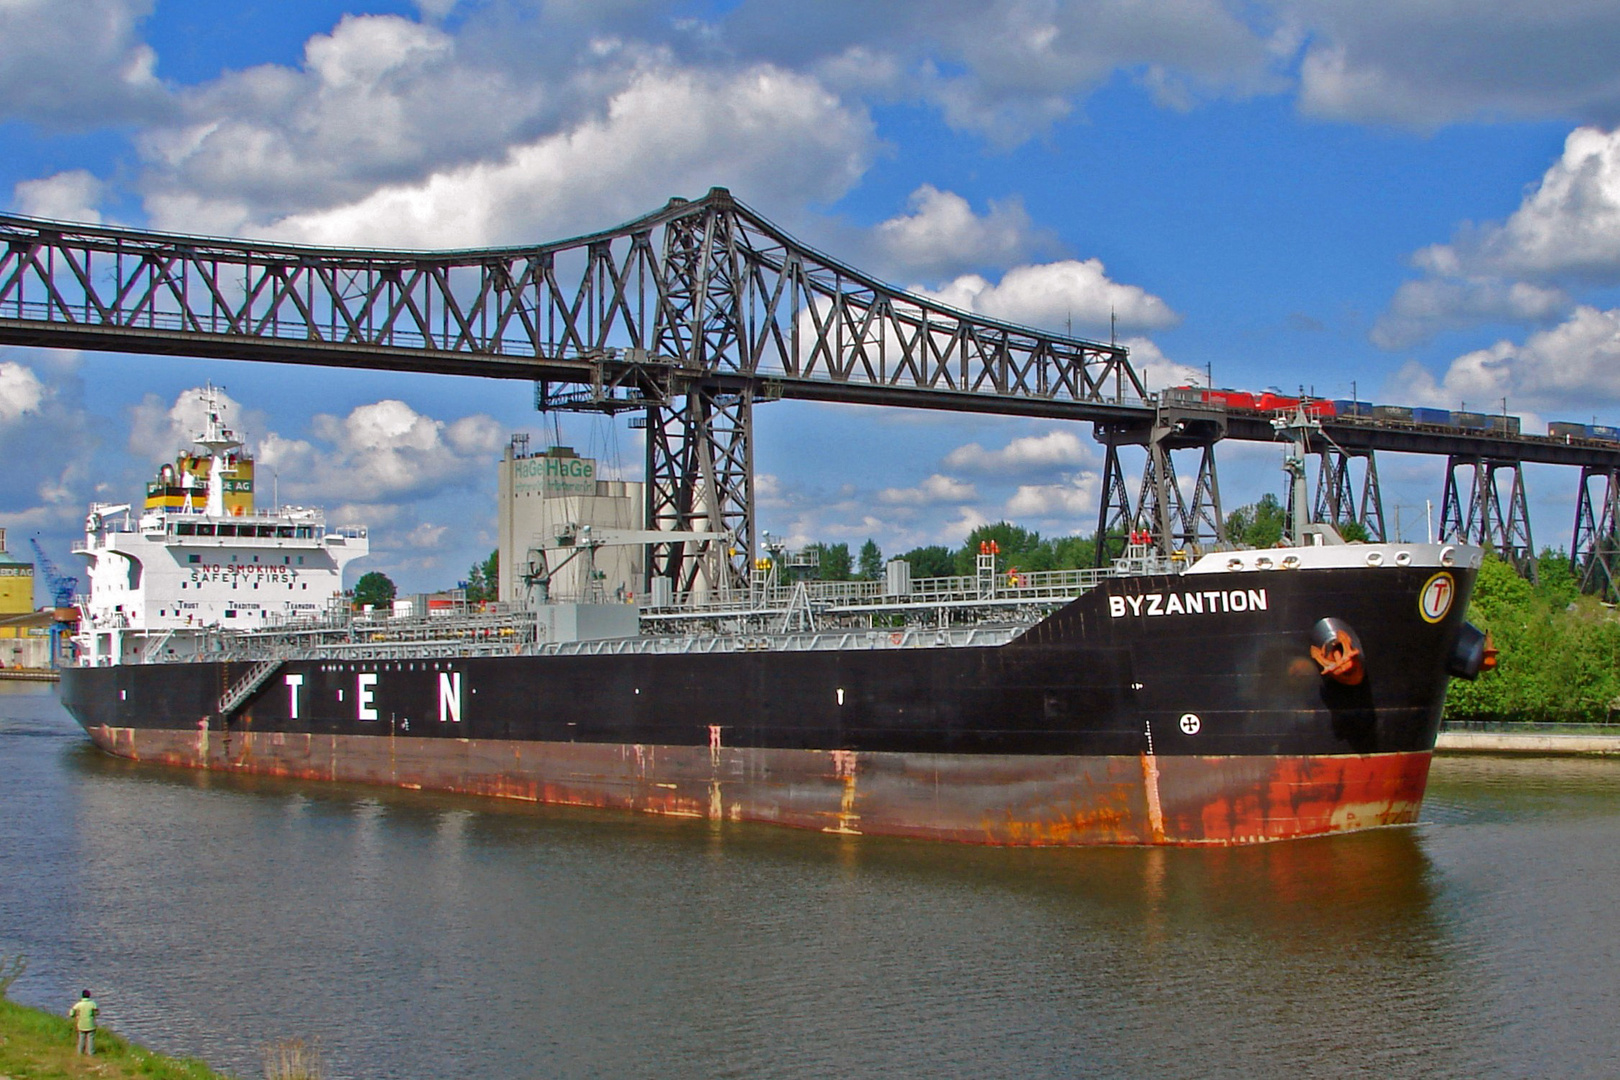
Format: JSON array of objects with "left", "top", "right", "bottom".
[{"left": 62, "top": 561, "right": 1476, "bottom": 845}]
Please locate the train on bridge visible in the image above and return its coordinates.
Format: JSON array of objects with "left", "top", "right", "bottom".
[{"left": 1168, "top": 386, "right": 1619, "bottom": 446}]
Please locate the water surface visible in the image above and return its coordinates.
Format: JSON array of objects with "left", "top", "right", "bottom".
[{"left": 3, "top": 683, "right": 1617, "bottom": 1078}]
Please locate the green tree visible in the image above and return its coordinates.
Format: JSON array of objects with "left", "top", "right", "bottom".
[
  {"left": 901, "top": 544, "right": 955, "bottom": 578},
  {"left": 465, "top": 548, "right": 499, "bottom": 603},
  {"left": 1444, "top": 554, "right": 1620, "bottom": 724},
  {"left": 1533, "top": 548, "right": 1580, "bottom": 608},
  {"left": 857, "top": 539, "right": 884, "bottom": 580},
  {"left": 353, "top": 571, "right": 396, "bottom": 610},
  {"left": 953, "top": 522, "right": 1051, "bottom": 575},
  {"left": 803, "top": 542, "right": 853, "bottom": 580},
  {"left": 1338, "top": 520, "right": 1370, "bottom": 543},
  {"left": 1050, "top": 534, "right": 1098, "bottom": 569},
  {"left": 1225, "top": 493, "right": 1286, "bottom": 548}
]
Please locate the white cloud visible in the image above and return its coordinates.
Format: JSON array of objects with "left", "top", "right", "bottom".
[
  {"left": 1372, "top": 277, "right": 1570, "bottom": 349},
  {"left": 405, "top": 521, "right": 449, "bottom": 548},
  {"left": 873, "top": 185, "right": 1049, "bottom": 278},
  {"left": 0, "top": 362, "right": 46, "bottom": 424},
  {"left": 1414, "top": 127, "right": 1620, "bottom": 282},
  {"left": 1005, "top": 472, "right": 1100, "bottom": 520},
  {"left": 127, "top": 385, "right": 259, "bottom": 463},
  {"left": 1122, "top": 336, "right": 1205, "bottom": 394},
  {"left": 755, "top": 472, "right": 793, "bottom": 510},
  {"left": 0, "top": 0, "right": 166, "bottom": 128},
  {"left": 0, "top": 353, "right": 98, "bottom": 532},
  {"left": 187, "top": 61, "right": 875, "bottom": 247},
  {"left": 299, "top": 399, "right": 504, "bottom": 499},
  {"left": 1293, "top": 5, "right": 1620, "bottom": 128},
  {"left": 775, "top": 0, "right": 1276, "bottom": 145},
  {"left": 939, "top": 504, "right": 990, "bottom": 544},
  {"left": 127, "top": 388, "right": 503, "bottom": 510},
  {"left": 414, "top": 0, "right": 459, "bottom": 23},
  {"left": 878, "top": 473, "right": 977, "bottom": 506},
  {"left": 1388, "top": 305, "right": 1620, "bottom": 414},
  {"left": 922, "top": 259, "right": 1180, "bottom": 337},
  {"left": 140, "top": 14, "right": 551, "bottom": 229},
  {"left": 944, "top": 429, "right": 1092, "bottom": 472},
  {"left": 1372, "top": 126, "right": 1620, "bottom": 345},
  {"left": 12, "top": 171, "right": 108, "bottom": 224}
]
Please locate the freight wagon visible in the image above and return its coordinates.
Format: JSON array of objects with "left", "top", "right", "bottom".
[
  {"left": 1165, "top": 386, "right": 1573, "bottom": 443},
  {"left": 1548, "top": 421, "right": 1620, "bottom": 443}
]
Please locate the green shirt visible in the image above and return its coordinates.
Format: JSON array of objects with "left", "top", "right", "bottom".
[{"left": 69, "top": 998, "right": 97, "bottom": 1031}]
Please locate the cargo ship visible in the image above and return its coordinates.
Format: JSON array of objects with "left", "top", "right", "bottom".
[{"left": 61, "top": 391, "right": 1493, "bottom": 846}]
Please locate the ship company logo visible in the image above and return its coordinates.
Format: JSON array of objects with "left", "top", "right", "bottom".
[{"left": 1419, "top": 572, "right": 1455, "bottom": 623}]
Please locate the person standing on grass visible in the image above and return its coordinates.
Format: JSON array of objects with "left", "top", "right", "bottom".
[{"left": 69, "top": 989, "right": 97, "bottom": 1055}]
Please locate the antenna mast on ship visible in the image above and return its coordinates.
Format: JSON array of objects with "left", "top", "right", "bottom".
[
  {"left": 195, "top": 383, "right": 243, "bottom": 519},
  {"left": 1272, "top": 404, "right": 1320, "bottom": 546}
]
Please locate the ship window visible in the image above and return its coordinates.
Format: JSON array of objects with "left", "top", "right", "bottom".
[
  {"left": 298, "top": 556, "right": 304, "bottom": 565},
  {"left": 188, "top": 554, "right": 200, "bottom": 564},
  {"left": 302, "top": 584, "right": 307, "bottom": 590},
  {"left": 197, "top": 524, "right": 215, "bottom": 536},
  {"left": 283, "top": 557, "right": 290, "bottom": 564},
  {"left": 225, "top": 609, "right": 237, "bottom": 618},
  {"left": 278, "top": 527, "right": 293, "bottom": 538},
  {"left": 180, "top": 582, "right": 186, "bottom": 589},
  {"left": 178, "top": 523, "right": 196, "bottom": 536},
  {"left": 253, "top": 556, "right": 259, "bottom": 563}
]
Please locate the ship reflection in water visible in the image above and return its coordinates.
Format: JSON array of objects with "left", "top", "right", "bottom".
[{"left": 4, "top": 684, "right": 1618, "bottom": 1079}]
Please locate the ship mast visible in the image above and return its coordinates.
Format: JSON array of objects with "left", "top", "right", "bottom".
[
  {"left": 1272, "top": 404, "right": 1319, "bottom": 546},
  {"left": 194, "top": 383, "right": 242, "bottom": 519}
]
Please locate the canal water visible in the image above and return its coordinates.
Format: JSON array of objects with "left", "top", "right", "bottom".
[{"left": 3, "top": 682, "right": 1618, "bottom": 1079}]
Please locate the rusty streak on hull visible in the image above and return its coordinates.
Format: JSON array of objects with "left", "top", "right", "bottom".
[{"left": 85, "top": 724, "right": 1431, "bottom": 846}]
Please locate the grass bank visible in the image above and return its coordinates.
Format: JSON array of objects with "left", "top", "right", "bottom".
[{"left": 0, "top": 998, "right": 228, "bottom": 1079}]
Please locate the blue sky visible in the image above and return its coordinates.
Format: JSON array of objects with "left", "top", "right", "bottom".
[{"left": 6, "top": 0, "right": 1620, "bottom": 593}]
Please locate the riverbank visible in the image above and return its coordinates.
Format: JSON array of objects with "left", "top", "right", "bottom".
[
  {"left": 1436, "top": 730, "right": 1620, "bottom": 756},
  {"left": 0, "top": 669, "right": 58, "bottom": 683},
  {"left": 0, "top": 998, "right": 228, "bottom": 1079}
]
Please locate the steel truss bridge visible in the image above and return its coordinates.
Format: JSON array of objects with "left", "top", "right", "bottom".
[{"left": 4, "top": 188, "right": 1620, "bottom": 597}]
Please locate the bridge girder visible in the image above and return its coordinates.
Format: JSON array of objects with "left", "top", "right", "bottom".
[
  {"left": 1573, "top": 466, "right": 1620, "bottom": 601},
  {"left": 1440, "top": 456, "right": 1537, "bottom": 580},
  {"left": 0, "top": 189, "right": 1142, "bottom": 591},
  {"left": 14, "top": 194, "right": 1620, "bottom": 595}
]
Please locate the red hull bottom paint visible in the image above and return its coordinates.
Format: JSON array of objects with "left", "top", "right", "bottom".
[{"left": 86, "top": 725, "right": 1433, "bottom": 846}]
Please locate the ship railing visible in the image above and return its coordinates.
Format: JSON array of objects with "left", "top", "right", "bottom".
[
  {"left": 210, "top": 609, "right": 540, "bottom": 657},
  {"left": 546, "top": 623, "right": 1024, "bottom": 656},
  {"left": 645, "top": 566, "right": 1119, "bottom": 616},
  {"left": 212, "top": 638, "right": 536, "bottom": 662}
]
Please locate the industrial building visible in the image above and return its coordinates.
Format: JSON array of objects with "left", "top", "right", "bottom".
[
  {"left": 496, "top": 437, "right": 644, "bottom": 606},
  {"left": 0, "top": 528, "right": 50, "bottom": 669}
]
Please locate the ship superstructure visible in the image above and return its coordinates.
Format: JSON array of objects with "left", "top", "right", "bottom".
[{"left": 73, "top": 386, "right": 368, "bottom": 665}]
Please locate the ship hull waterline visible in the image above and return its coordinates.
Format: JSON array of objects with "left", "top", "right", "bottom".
[{"left": 75, "top": 723, "right": 1432, "bottom": 846}]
